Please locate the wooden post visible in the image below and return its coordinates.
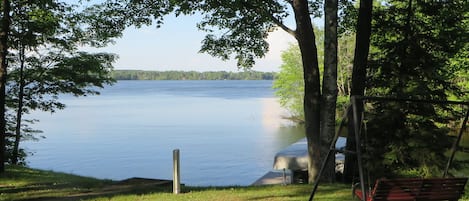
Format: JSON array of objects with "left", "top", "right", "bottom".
[
  {"left": 173, "top": 149, "right": 181, "bottom": 194},
  {"left": 282, "top": 168, "right": 286, "bottom": 185}
]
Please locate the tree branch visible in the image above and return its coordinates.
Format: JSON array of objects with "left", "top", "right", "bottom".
[
  {"left": 270, "top": 15, "right": 296, "bottom": 37},
  {"left": 241, "top": 1, "right": 296, "bottom": 37}
]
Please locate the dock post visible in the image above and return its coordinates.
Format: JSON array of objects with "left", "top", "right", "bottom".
[
  {"left": 173, "top": 149, "right": 181, "bottom": 194},
  {"left": 282, "top": 168, "right": 287, "bottom": 185}
]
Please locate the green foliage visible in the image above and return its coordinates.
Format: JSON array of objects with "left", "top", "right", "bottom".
[
  {"left": 87, "top": 0, "right": 325, "bottom": 69},
  {"left": 178, "top": 0, "right": 290, "bottom": 68},
  {"left": 448, "top": 43, "right": 469, "bottom": 101},
  {"left": 111, "top": 70, "right": 275, "bottom": 80},
  {"left": 364, "top": 0, "right": 469, "bottom": 179},
  {"left": 273, "top": 44, "right": 305, "bottom": 122},
  {"left": 338, "top": 0, "right": 358, "bottom": 35},
  {"left": 81, "top": 0, "right": 173, "bottom": 46},
  {"left": 337, "top": 31, "right": 355, "bottom": 111},
  {"left": 4, "top": 115, "right": 42, "bottom": 165},
  {"left": 4, "top": 0, "right": 116, "bottom": 165},
  {"left": 273, "top": 31, "right": 354, "bottom": 122},
  {"left": 8, "top": 52, "right": 115, "bottom": 111},
  {"left": 364, "top": 102, "right": 453, "bottom": 179}
]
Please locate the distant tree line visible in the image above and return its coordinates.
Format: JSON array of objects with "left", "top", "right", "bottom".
[{"left": 111, "top": 70, "right": 276, "bottom": 80}]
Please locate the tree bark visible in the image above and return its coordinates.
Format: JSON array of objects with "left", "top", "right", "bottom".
[
  {"left": 321, "top": 0, "right": 339, "bottom": 183},
  {"left": 292, "top": 0, "right": 322, "bottom": 183},
  {"left": 0, "top": 0, "right": 10, "bottom": 173},
  {"left": 344, "top": 0, "right": 372, "bottom": 183}
]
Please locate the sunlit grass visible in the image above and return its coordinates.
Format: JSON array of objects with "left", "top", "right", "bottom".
[
  {"left": 1, "top": 165, "right": 353, "bottom": 201},
  {"left": 80, "top": 185, "right": 352, "bottom": 201},
  {"left": 1, "top": 165, "right": 467, "bottom": 201}
]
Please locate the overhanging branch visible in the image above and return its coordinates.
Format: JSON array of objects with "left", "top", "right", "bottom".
[
  {"left": 240, "top": 1, "right": 296, "bottom": 38},
  {"left": 270, "top": 15, "right": 296, "bottom": 37}
]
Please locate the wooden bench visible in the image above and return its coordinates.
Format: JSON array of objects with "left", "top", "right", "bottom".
[{"left": 353, "top": 177, "right": 468, "bottom": 201}]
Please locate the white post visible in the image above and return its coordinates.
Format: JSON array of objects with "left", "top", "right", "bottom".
[{"left": 173, "top": 149, "right": 181, "bottom": 194}]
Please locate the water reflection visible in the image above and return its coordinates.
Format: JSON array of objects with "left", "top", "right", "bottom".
[
  {"left": 23, "top": 80, "right": 307, "bottom": 186},
  {"left": 260, "top": 98, "right": 305, "bottom": 146}
]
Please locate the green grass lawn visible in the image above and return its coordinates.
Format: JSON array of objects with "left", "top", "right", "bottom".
[
  {"left": 0, "top": 165, "right": 352, "bottom": 201},
  {"left": 1, "top": 165, "right": 468, "bottom": 201},
  {"left": 86, "top": 185, "right": 351, "bottom": 201}
]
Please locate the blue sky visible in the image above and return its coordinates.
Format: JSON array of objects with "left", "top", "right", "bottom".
[
  {"left": 76, "top": 0, "right": 329, "bottom": 73},
  {"left": 84, "top": 14, "right": 299, "bottom": 72}
]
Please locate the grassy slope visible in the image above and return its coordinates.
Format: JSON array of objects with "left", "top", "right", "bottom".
[
  {"left": 89, "top": 185, "right": 351, "bottom": 201},
  {"left": 0, "top": 165, "right": 113, "bottom": 201},
  {"left": 1, "top": 165, "right": 468, "bottom": 201},
  {"left": 0, "top": 166, "right": 351, "bottom": 201}
]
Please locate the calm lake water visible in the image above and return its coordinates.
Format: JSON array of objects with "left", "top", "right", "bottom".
[{"left": 24, "top": 80, "right": 305, "bottom": 186}]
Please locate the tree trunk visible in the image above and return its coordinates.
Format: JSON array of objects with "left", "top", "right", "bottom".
[
  {"left": 0, "top": 0, "right": 10, "bottom": 173},
  {"left": 12, "top": 46, "right": 26, "bottom": 165},
  {"left": 344, "top": 0, "right": 372, "bottom": 183},
  {"left": 292, "top": 0, "right": 322, "bottom": 183},
  {"left": 321, "top": 0, "right": 339, "bottom": 183}
]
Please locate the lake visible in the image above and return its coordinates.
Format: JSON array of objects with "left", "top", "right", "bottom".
[{"left": 24, "top": 80, "right": 305, "bottom": 186}]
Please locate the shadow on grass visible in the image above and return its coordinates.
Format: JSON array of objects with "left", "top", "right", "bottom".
[
  {"left": 1, "top": 166, "right": 354, "bottom": 201},
  {"left": 0, "top": 166, "right": 175, "bottom": 201},
  {"left": 4, "top": 178, "right": 175, "bottom": 201}
]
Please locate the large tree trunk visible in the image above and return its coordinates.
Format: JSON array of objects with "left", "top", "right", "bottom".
[
  {"left": 0, "top": 0, "right": 10, "bottom": 173},
  {"left": 344, "top": 0, "right": 372, "bottom": 183},
  {"left": 292, "top": 0, "right": 322, "bottom": 183},
  {"left": 321, "top": 0, "right": 339, "bottom": 183}
]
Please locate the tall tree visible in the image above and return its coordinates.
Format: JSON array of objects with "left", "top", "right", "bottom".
[
  {"left": 87, "top": 0, "right": 337, "bottom": 182},
  {"left": 4, "top": 0, "right": 116, "bottom": 165},
  {"left": 343, "top": 0, "right": 373, "bottom": 182},
  {"left": 0, "top": 0, "right": 10, "bottom": 173},
  {"left": 322, "top": 0, "right": 339, "bottom": 182},
  {"left": 363, "top": 0, "right": 468, "bottom": 178},
  {"left": 289, "top": 1, "right": 324, "bottom": 182}
]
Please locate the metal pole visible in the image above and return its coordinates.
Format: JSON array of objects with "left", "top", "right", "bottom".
[
  {"left": 352, "top": 96, "right": 367, "bottom": 201},
  {"left": 308, "top": 106, "right": 352, "bottom": 201},
  {"left": 173, "top": 149, "right": 181, "bottom": 194},
  {"left": 444, "top": 109, "right": 469, "bottom": 177},
  {"left": 308, "top": 143, "right": 336, "bottom": 201}
]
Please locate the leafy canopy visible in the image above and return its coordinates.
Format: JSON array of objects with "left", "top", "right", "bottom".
[
  {"left": 4, "top": 0, "right": 116, "bottom": 164},
  {"left": 84, "top": 0, "right": 326, "bottom": 68}
]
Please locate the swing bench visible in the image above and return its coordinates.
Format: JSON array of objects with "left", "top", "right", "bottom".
[
  {"left": 308, "top": 96, "right": 469, "bottom": 201},
  {"left": 353, "top": 177, "right": 468, "bottom": 201}
]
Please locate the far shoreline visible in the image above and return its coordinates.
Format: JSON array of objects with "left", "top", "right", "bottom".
[{"left": 110, "top": 69, "right": 277, "bottom": 81}]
